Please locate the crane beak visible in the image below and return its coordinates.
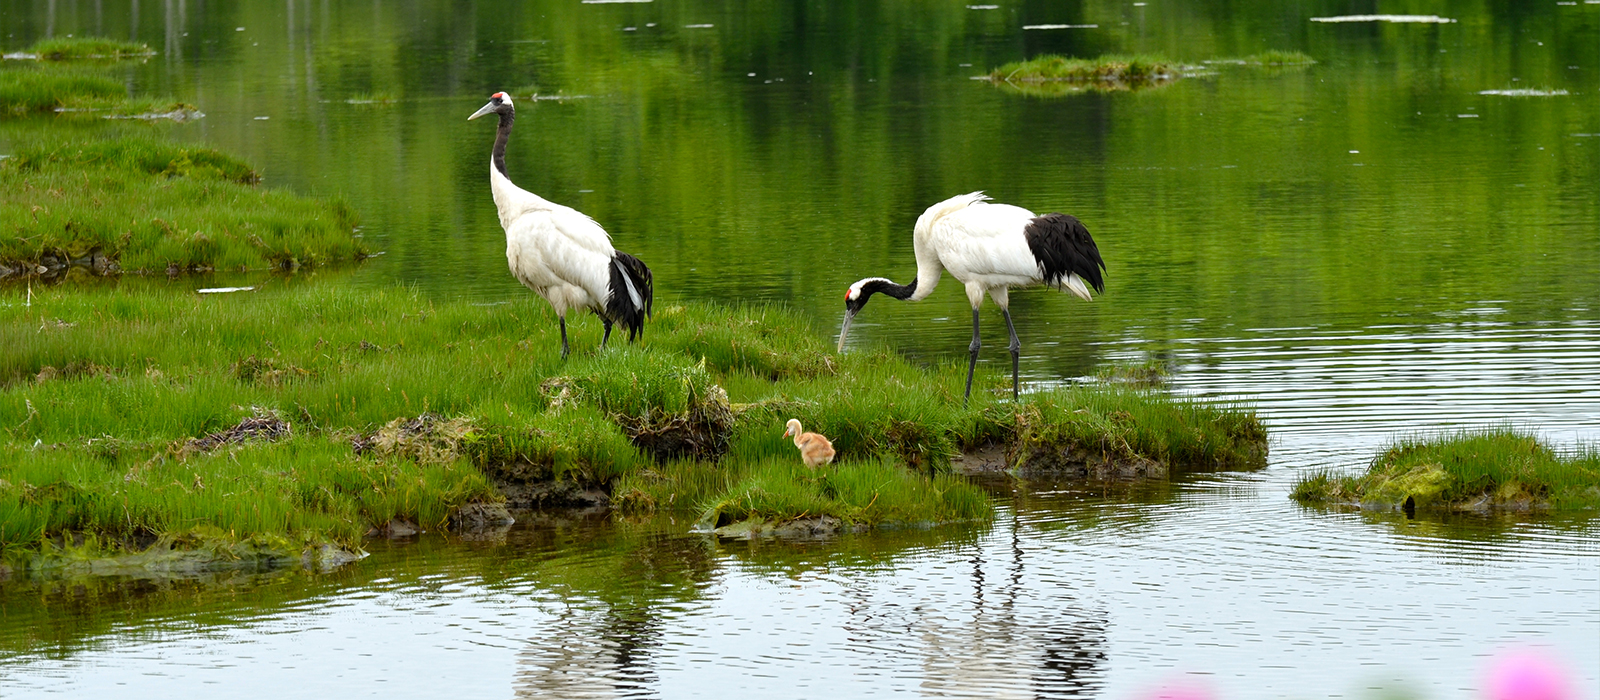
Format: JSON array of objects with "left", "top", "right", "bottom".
[
  {"left": 837, "top": 309, "right": 856, "bottom": 353},
  {"left": 467, "top": 100, "right": 496, "bottom": 121}
]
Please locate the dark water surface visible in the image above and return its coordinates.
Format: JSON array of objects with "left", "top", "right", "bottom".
[{"left": 2, "top": 1, "right": 1598, "bottom": 697}]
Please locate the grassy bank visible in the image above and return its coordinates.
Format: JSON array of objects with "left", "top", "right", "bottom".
[
  {"left": 1, "top": 137, "right": 363, "bottom": 277},
  {"left": 1292, "top": 429, "right": 1600, "bottom": 511},
  {"left": 0, "top": 283, "right": 1265, "bottom": 568}
]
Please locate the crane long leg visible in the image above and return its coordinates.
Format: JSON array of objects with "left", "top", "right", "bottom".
[
  {"left": 965, "top": 308, "right": 981, "bottom": 404},
  {"left": 1002, "top": 308, "right": 1020, "bottom": 401},
  {"left": 601, "top": 317, "right": 614, "bottom": 348},
  {"left": 559, "top": 316, "right": 571, "bottom": 359}
]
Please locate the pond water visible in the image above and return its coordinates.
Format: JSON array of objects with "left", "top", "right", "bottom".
[{"left": 1, "top": 1, "right": 1598, "bottom": 698}]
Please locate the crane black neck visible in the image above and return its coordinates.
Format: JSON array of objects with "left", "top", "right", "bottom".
[
  {"left": 863, "top": 278, "right": 917, "bottom": 301},
  {"left": 492, "top": 109, "right": 515, "bottom": 178}
]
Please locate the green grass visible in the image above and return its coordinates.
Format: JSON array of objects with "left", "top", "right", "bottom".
[
  {"left": 0, "top": 68, "right": 127, "bottom": 114},
  {"left": 0, "top": 283, "right": 1265, "bottom": 563},
  {"left": 23, "top": 37, "right": 155, "bottom": 61},
  {"left": 987, "top": 54, "right": 1177, "bottom": 93},
  {"left": 659, "top": 458, "right": 990, "bottom": 530},
  {"left": 1, "top": 137, "right": 363, "bottom": 274},
  {"left": 0, "top": 437, "right": 498, "bottom": 565},
  {"left": 1292, "top": 429, "right": 1600, "bottom": 510}
]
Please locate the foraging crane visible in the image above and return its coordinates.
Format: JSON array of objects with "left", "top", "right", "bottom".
[
  {"left": 837, "top": 192, "right": 1105, "bottom": 402},
  {"left": 783, "top": 419, "right": 837, "bottom": 468},
  {"left": 468, "top": 91, "right": 653, "bottom": 358}
]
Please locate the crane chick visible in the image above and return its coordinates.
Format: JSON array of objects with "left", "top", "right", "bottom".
[{"left": 783, "top": 419, "right": 836, "bottom": 468}]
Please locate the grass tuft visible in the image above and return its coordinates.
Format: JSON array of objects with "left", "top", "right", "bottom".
[
  {"left": 1291, "top": 429, "right": 1600, "bottom": 510},
  {"left": 987, "top": 54, "right": 1178, "bottom": 95},
  {"left": 25, "top": 37, "right": 155, "bottom": 61}
]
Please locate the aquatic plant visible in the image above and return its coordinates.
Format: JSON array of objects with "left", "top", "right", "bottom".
[
  {"left": 1291, "top": 429, "right": 1600, "bottom": 510},
  {"left": 985, "top": 54, "right": 1178, "bottom": 95}
]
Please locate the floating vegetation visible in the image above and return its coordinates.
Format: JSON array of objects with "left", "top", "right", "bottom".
[
  {"left": 0, "top": 137, "right": 364, "bottom": 279},
  {"left": 8, "top": 37, "right": 155, "bottom": 61},
  {"left": 1292, "top": 429, "right": 1600, "bottom": 512},
  {"left": 985, "top": 54, "right": 1179, "bottom": 96},
  {"left": 1478, "top": 88, "right": 1570, "bottom": 97},
  {"left": 1310, "top": 15, "right": 1457, "bottom": 24}
]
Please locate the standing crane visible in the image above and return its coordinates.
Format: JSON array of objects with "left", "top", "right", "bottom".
[
  {"left": 468, "top": 91, "right": 653, "bottom": 358},
  {"left": 837, "top": 192, "right": 1105, "bottom": 402}
]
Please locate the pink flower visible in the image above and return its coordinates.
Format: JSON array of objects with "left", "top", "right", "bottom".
[{"left": 1483, "top": 650, "right": 1573, "bottom": 700}]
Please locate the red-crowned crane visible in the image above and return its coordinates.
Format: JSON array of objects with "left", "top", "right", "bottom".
[
  {"left": 837, "top": 192, "right": 1105, "bottom": 402},
  {"left": 468, "top": 91, "right": 653, "bottom": 358}
]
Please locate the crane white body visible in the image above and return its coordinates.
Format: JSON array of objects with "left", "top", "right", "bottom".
[
  {"left": 470, "top": 92, "right": 652, "bottom": 357},
  {"left": 488, "top": 167, "right": 626, "bottom": 318},
  {"left": 840, "top": 192, "right": 1105, "bottom": 401},
  {"left": 906, "top": 192, "right": 1096, "bottom": 308}
]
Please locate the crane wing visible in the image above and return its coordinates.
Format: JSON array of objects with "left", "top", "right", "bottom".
[{"left": 928, "top": 202, "right": 1043, "bottom": 281}]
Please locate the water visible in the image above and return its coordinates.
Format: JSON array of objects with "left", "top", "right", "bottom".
[{"left": 2, "top": 1, "right": 1598, "bottom": 698}]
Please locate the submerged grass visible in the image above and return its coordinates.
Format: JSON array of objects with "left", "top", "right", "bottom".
[
  {"left": 0, "top": 283, "right": 1265, "bottom": 562},
  {"left": 986, "top": 54, "right": 1178, "bottom": 96},
  {"left": 1292, "top": 429, "right": 1600, "bottom": 510},
  {"left": 0, "top": 137, "right": 363, "bottom": 275}
]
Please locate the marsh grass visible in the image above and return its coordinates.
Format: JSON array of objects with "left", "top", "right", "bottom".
[
  {"left": 1, "top": 137, "right": 363, "bottom": 274},
  {"left": 694, "top": 459, "right": 991, "bottom": 528},
  {"left": 1291, "top": 429, "right": 1600, "bottom": 510},
  {"left": 987, "top": 54, "right": 1178, "bottom": 95},
  {"left": 24, "top": 37, "right": 155, "bottom": 61},
  {"left": 1, "top": 284, "right": 1265, "bottom": 561},
  {"left": 0, "top": 437, "right": 498, "bottom": 564},
  {"left": 0, "top": 69, "right": 126, "bottom": 114}
]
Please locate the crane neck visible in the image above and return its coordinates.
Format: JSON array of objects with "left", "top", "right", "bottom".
[
  {"left": 880, "top": 278, "right": 918, "bottom": 301},
  {"left": 492, "top": 110, "right": 514, "bottom": 178}
]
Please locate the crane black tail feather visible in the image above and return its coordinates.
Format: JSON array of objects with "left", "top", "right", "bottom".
[
  {"left": 607, "top": 251, "right": 654, "bottom": 342},
  {"left": 1025, "top": 213, "right": 1106, "bottom": 294}
]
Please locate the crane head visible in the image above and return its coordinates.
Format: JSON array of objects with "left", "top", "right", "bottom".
[
  {"left": 468, "top": 92, "right": 514, "bottom": 121},
  {"left": 838, "top": 277, "right": 914, "bottom": 352}
]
